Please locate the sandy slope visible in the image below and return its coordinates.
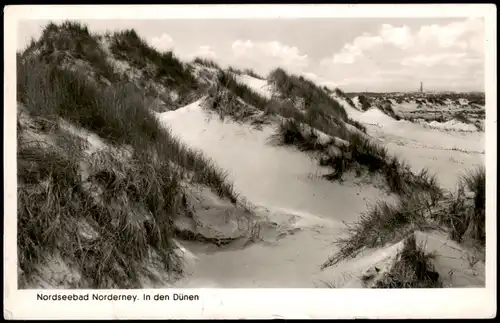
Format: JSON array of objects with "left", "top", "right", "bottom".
[
  {"left": 336, "top": 97, "right": 485, "bottom": 191},
  {"left": 155, "top": 95, "right": 484, "bottom": 288},
  {"left": 235, "top": 74, "right": 274, "bottom": 99},
  {"left": 156, "top": 99, "right": 392, "bottom": 287},
  {"left": 369, "top": 119, "right": 484, "bottom": 191},
  {"left": 157, "top": 100, "right": 388, "bottom": 222}
]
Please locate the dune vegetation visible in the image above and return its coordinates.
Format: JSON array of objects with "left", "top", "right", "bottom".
[
  {"left": 16, "top": 21, "right": 487, "bottom": 289},
  {"left": 17, "top": 22, "right": 238, "bottom": 288}
]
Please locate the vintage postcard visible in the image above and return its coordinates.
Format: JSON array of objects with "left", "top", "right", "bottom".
[{"left": 4, "top": 4, "right": 497, "bottom": 319}]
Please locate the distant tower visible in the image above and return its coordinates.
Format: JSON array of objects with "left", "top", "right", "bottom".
[{"left": 420, "top": 82, "right": 423, "bottom": 93}]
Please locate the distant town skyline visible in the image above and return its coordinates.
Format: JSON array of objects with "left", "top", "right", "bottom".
[{"left": 17, "top": 17, "right": 485, "bottom": 93}]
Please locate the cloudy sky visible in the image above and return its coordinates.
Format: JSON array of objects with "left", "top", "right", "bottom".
[{"left": 17, "top": 17, "right": 485, "bottom": 92}]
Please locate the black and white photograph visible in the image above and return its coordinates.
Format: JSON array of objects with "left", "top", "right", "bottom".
[{"left": 4, "top": 4, "right": 496, "bottom": 319}]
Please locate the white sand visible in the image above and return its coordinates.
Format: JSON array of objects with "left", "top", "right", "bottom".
[
  {"left": 427, "top": 119, "right": 478, "bottom": 132},
  {"left": 157, "top": 99, "right": 392, "bottom": 287},
  {"left": 155, "top": 96, "right": 484, "bottom": 288},
  {"left": 351, "top": 96, "right": 362, "bottom": 110},
  {"left": 341, "top": 105, "right": 484, "bottom": 191},
  {"left": 158, "top": 100, "right": 388, "bottom": 223},
  {"left": 373, "top": 117, "right": 484, "bottom": 191},
  {"left": 335, "top": 95, "right": 364, "bottom": 119},
  {"left": 235, "top": 74, "right": 274, "bottom": 99},
  {"left": 357, "top": 108, "right": 397, "bottom": 127}
]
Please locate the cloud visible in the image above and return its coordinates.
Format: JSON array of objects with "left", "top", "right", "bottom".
[
  {"left": 319, "top": 18, "right": 484, "bottom": 92},
  {"left": 190, "top": 45, "right": 217, "bottom": 59},
  {"left": 331, "top": 34, "right": 384, "bottom": 64},
  {"left": 326, "top": 25, "right": 413, "bottom": 65},
  {"left": 231, "top": 40, "right": 255, "bottom": 56},
  {"left": 380, "top": 24, "right": 413, "bottom": 49},
  {"left": 415, "top": 18, "right": 484, "bottom": 52},
  {"left": 150, "top": 33, "right": 174, "bottom": 52},
  {"left": 302, "top": 72, "right": 339, "bottom": 89},
  {"left": 401, "top": 52, "right": 468, "bottom": 67},
  {"left": 230, "top": 40, "right": 309, "bottom": 75}
]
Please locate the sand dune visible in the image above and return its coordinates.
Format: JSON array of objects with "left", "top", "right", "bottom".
[
  {"left": 336, "top": 100, "right": 485, "bottom": 191},
  {"left": 157, "top": 99, "right": 395, "bottom": 287},
  {"left": 157, "top": 98, "right": 484, "bottom": 288}
]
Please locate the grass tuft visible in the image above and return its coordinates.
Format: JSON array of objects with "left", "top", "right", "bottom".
[
  {"left": 346, "top": 118, "right": 367, "bottom": 133},
  {"left": 204, "top": 86, "right": 258, "bottom": 123},
  {"left": 321, "top": 163, "right": 484, "bottom": 274},
  {"left": 30, "top": 21, "right": 120, "bottom": 83},
  {"left": 215, "top": 69, "right": 269, "bottom": 111},
  {"left": 193, "top": 57, "right": 220, "bottom": 69},
  {"left": 269, "top": 68, "right": 348, "bottom": 121},
  {"left": 357, "top": 95, "right": 371, "bottom": 111},
  {"left": 321, "top": 132, "right": 442, "bottom": 198},
  {"left": 109, "top": 28, "right": 199, "bottom": 96},
  {"left": 271, "top": 119, "right": 329, "bottom": 152},
  {"left": 374, "top": 234, "right": 441, "bottom": 288},
  {"left": 320, "top": 194, "right": 435, "bottom": 270},
  {"left": 243, "top": 68, "right": 265, "bottom": 80},
  {"left": 437, "top": 165, "right": 485, "bottom": 245}
]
